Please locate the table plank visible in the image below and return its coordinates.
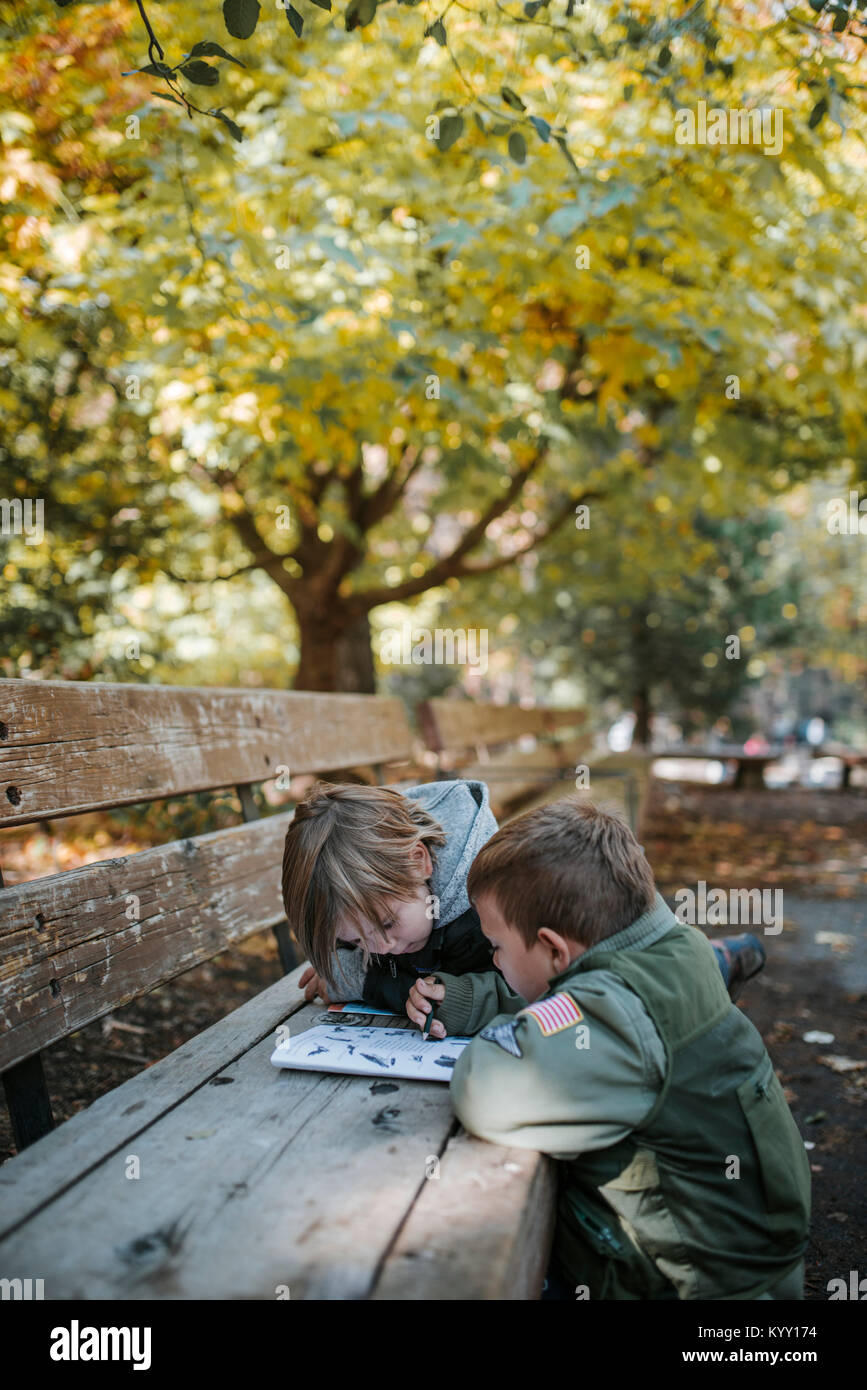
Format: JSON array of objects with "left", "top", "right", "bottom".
[
  {"left": 370, "top": 1129, "right": 557, "bottom": 1300},
  {"left": 0, "top": 966, "right": 308, "bottom": 1240},
  {"left": 0, "top": 1010, "right": 457, "bottom": 1300}
]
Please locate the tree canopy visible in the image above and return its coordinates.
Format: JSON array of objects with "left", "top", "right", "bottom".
[{"left": 1, "top": 0, "right": 865, "bottom": 711}]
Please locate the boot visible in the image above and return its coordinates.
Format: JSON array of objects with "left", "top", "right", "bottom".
[{"left": 712, "top": 933, "right": 767, "bottom": 1001}]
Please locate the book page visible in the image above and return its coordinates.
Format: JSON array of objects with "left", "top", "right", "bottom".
[{"left": 270, "top": 1025, "right": 470, "bottom": 1083}]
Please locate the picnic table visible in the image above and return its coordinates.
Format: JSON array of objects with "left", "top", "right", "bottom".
[
  {"left": 653, "top": 744, "right": 785, "bottom": 790},
  {"left": 812, "top": 743, "right": 867, "bottom": 789},
  {"left": 0, "top": 969, "right": 555, "bottom": 1299}
]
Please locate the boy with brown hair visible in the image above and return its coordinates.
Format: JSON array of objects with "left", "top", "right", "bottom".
[{"left": 410, "top": 798, "right": 810, "bottom": 1301}]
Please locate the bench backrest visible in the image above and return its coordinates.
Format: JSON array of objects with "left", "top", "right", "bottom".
[
  {"left": 418, "top": 699, "right": 589, "bottom": 818},
  {"left": 0, "top": 680, "right": 416, "bottom": 1075}
]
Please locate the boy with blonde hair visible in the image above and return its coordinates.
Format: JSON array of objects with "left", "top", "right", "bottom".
[{"left": 281, "top": 778, "right": 498, "bottom": 1012}]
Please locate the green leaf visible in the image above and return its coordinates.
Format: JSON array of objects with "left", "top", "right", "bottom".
[
  {"left": 508, "top": 131, "right": 527, "bottom": 164},
  {"left": 137, "top": 61, "right": 174, "bottom": 78},
  {"left": 187, "top": 41, "right": 247, "bottom": 67},
  {"left": 623, "top": 83, "right": 634, "bottom": 101},
  {"left": 346, "top": 0, "right": 377, "bottom": 29},
  {"left": 181, "top": 60, "right": 220, "bottom": 86},
  {"left": 309, "top": 0, "right": 332, "bottom": 7},
  {"left": 831, "top": 5, "right": 849, "bottom": 30},
  {"left": 222, "top": 0, "right": 261, "bottom": 40},
  {"left": 808, "top": 96, "right": 828, "bottom": 128},
  {"left": 501, "top": 85, "right": 526, "bottom": 112},
  {"left": 214, "top": 110, "right": 244, "bottom": 142},
  {"left": 285, "top": 3, "right": 304, "bottom": 35},
  {"left": 437, "top": 112, "right": 464, "bottom": 151},
  {"left": 473, "top": 111, "right": 486, "bottom": 133},
  {"left": 529, "top": 115, "right": 551, "bottom": 142},
  {"left": 150, "top": 90, "right": 183, "bottom": 105},
  {"left": 426, "top": 19, "right": 447, "bottom": 44},
  {"left": 658, "top": 44, "right": 671, "bottom": 69}
]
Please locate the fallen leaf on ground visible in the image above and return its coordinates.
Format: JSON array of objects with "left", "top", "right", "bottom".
[{"left": 818, "top": 1056, "right": 866, "bottom": 1074}]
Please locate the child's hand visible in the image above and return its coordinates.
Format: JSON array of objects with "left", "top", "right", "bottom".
[
  {"left": 299, "top": 966, "right": 331, "bottom": 1004},
  {"left": 407, "top": 977, "right": 446, "bottom": 1039}
]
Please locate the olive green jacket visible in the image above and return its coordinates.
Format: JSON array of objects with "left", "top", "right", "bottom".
[{"left": 449, "top": 894, "right": 811, "bottom": 1299}]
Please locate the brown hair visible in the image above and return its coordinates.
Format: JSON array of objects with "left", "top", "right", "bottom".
[
  {"left": 281, "top": 782, "right": 447, "bottom": 982},
  {"left": 466, "top": 798, "right": 656, "bottom": 949}
]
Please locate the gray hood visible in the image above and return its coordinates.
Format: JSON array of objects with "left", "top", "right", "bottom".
[{"left": 402, "top": 779, "right": 499, "bottom": 926}]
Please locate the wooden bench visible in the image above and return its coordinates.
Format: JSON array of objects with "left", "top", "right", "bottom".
[
  {"left": 418, "top": 698, "right": 644, "bottom": 827},
  {"left": 0, "top": 678, "right": 555, "bottom": 1299}
]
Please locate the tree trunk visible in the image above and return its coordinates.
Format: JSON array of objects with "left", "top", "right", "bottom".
[
  {"left": 633, "top": 685, "right": 651, "bottom": 747},
  {"left": 333, "top": 612, "right": 376, "bottom": 693},
  {"left": 293, "top": 603, "right": 376, "bottom": 693}
]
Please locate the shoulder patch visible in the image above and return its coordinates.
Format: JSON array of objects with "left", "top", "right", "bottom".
[
  {"left": 479, "top": 1018, "right": 524, "bottom": 1058},
  {"left": 521, "top": 993, "right": 584, "bottom": 1037}
]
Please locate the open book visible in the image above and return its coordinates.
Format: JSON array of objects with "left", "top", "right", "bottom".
[{"left": 270, "top": 1024, "right": 471, "bottom": 1083}]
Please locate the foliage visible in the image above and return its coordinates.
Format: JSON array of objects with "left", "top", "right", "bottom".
[{"left": 1, "top": 0, "right": 865, "bottom": 699}]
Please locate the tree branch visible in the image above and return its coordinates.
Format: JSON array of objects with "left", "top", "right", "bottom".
[
  {"left": 344, "top": 446, "right": 549, "bottom": 612},
  {"left": 358, "top": 443, "right": 424, "bottom": 533}
]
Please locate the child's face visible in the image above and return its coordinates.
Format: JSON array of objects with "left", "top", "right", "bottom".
[
  {"left": 475, "top": 891, "right": 585, "bottom": 1001},
  {"left": 335, "top": 843, "right": 435, "bottom": 958}
]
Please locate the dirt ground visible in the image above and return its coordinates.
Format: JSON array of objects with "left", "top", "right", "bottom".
[{"left": 2, "top": 777, "right": 865, "bottom": 1300}]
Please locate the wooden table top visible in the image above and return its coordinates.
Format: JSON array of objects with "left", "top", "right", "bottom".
[{"left": 0, "top": 967, "right": 555, "bottom": 1300}]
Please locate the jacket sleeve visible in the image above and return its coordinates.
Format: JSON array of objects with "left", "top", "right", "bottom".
[
  {"left": 450, "top": 972, "right": 666, "bottom": 1158},
  {"left": 434, "top": 969, "right": 526, "bottom": 1037},
  {"left": 322, "top": 945, "right": 369, "bottom": 1001}
]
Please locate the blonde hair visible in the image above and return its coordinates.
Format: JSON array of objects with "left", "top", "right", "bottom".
[{"left": 281, "top": 782, "right": 447, "bottom": 982}]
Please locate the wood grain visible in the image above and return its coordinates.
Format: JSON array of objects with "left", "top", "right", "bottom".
[
  {"left": 370, "top": 1129, "right": 557, "bottom": 1300},
  {"left": 419, "top": 699, "right": 585, "bottom": 753},
  {"left": 0, "top": 966, "right": 309, "bottom": 1240},
  {"left": 0, "top": 812, "right": 293, "bottom": 1071},
  {"left": 0, "top": 1009, "right": 459, "bottom": 1299},
  {"left": 0, "top": 680, "right": 415, "bottom": 826}
]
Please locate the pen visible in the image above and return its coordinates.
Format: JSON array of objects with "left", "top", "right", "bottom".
[{"left": 421, "top": 974, "right": 440, "bottom": 1039}]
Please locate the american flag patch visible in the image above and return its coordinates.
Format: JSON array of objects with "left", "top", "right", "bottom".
[{"left": 521, "top": 993, "right": 583, "bottom": 1037}]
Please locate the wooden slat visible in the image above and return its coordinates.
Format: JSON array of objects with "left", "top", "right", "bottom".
[
  {"left": 458, "top": 744, "right": 565, "bottom": 816},
  {"left": 0, "top": 965, "right": 309, "bottom": 1240},
  {"left": 0, "top": 680, "right": 414, "bottom": 826},
  {"left": 419, "top": 698, "right": 584, "bottom": 753},
  {"left": 370, "top": 1130, "right": 556, "bottom": 1299},
  {"left": 0, "top": 812, "right": 293, "bottom": 1072},
  {"left": 0, "top": 1010, "right": 461, "bottom": 1299}
]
